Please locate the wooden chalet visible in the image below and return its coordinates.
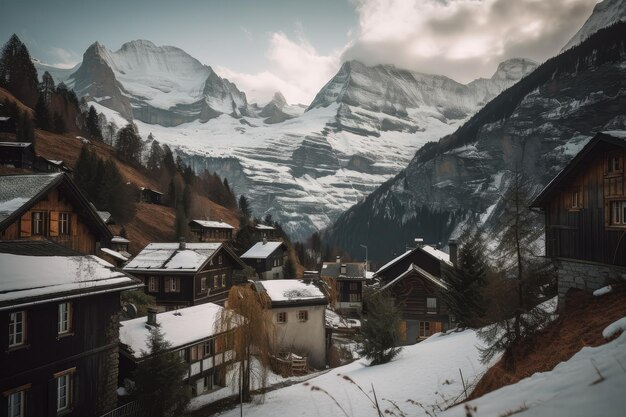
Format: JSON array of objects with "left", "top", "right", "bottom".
[
  {"left": 33, "top": 156, "right": 72, "bottom": 173},
  {"left": 138, "top": 187, "right": 163, "bottom": 205},
  {"left": 252, "top": 279, "right": 328, "bottom": 369},
  {"left": 531, "top": 131, "right": 626, "bottom": 304},
  {"left": 374, "top": 244, "right": 454, "bottom": 344},
  {"left": 0, "top": 173, "right": 113, "bottom": 255},
  {"left": 240, "top": 240, "right": 288, "bottom": 280},
  {"left": 0, "top": 142, "right": 35, "bottom": 169},
  {"left": 189, "top": 219, "right": 235, "bottom": 242},
  {"left": 320, "top": 257, "right": 370, "bottom": 315},
  {"left": 119, "top": 303, "right": 237, "bottom": 400},
  {"left": 0, "top": 240, "right": 142, "bottom": 417},
  {"left": 123, "top": 240, "right": 247, "bottom": 310}
]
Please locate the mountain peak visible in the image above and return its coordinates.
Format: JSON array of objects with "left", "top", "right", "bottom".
[
  {"left": 270, "top": 91, "right": 287, "bottom": 107},
  {"left": 120, "top": 39, "right": 157, "bottom": 50},
  {"left": 562, "top": 0, "right": 626, "bottom": 51},
  {"left": 491, "top": 58, "right": 538, "bottom": 81}
]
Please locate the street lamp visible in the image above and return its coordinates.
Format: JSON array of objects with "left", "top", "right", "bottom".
[{"left": 360, "top": 244, "right": 368, "bottom": 275}]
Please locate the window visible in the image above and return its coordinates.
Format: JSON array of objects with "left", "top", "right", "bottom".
[
  {"left": 58, "top": 302, "right": 72, "bottom": 335},
  {"left": 58, "top": 212, "right": 71, "bottom": 235},
  {"left": 608, "top": 154, "right": 622, "bottom": 173},
  {"left": 297, "top": 311, "right": 308, "bottom": 322},
  {"left": 8, "top": 311, "right": 25, "bottom": 347},
  {"left": 178, "top": 348, "right": 187, "bottom": 362},
  {"left": 611, "top": 200, "right": 626, "bottom": 226},
  {"left": 349, "top": 293, "right": 361, "bottom": 302},
  {"left": 204, "top": 339, "right": 214, "bottom": 356},
  {"left": 213, "top": 275, "right": 218, "bottom": 288},
  {"left": 7, "top": 389, "right": 25, "bottom": 417},
  {"left": 200, "top": 277, "right": 207, "bottom": 291},
  {"left": 164, "top": 277, "right": 180, "bottom": 293},
  {"left": 349, "top": 282, "right": 358, "bottom": 291},
  {"left": 202, "top": 374, "right": 214, "bottom": 392},
  {"left": 427, "top": 298, "right": 437, "bottom": 313},
  {"left": 571, "top": 189, "right": 581, "bottom": 209},
  {"left": 148, "top": 277, "right": 158, "bottom": 292},
  {"left": 221, "top": 274, "right": 226, "bottom": 288},
  {"left": 55, "top": 371, "right": 73, "bottom": 412},
  {"left": 31, "top": 211, "right": 48, "bottom": 236},
  {"left": 218, "top": 254, "right": 223, "bottom": 265},
  {"left": 418, "top": 321, "right": 432, "bottom": 338},
  {"left": 277, "top": 312, "right": 287, "bottom": 323}
]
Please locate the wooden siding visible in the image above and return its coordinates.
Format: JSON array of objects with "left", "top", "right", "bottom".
[
  {"left": 545, "top": 142, "right": 626, "bottom": 266},
  {"left": 0, "top": 187, "right": 101, "bottom": 255},
  {"left": 376, "top": 248, "right": 442, "bottom": 283},
  {"left": 388, "top": 272, "right": 449, "bottom": 321}
]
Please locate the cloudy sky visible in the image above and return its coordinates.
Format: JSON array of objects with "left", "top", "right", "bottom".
[{"left": 0, "top": 0, "right": 599, "bottom": 104}]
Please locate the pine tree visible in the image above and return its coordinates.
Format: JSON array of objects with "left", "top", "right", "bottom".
[
  {"left": 283, "top": 256, "right": 297, "bottom": 278},
  {"left": 86, "top": 105, "right": 103, "bottom": 140},
  {"left": 0, "top": 34, "right": 39, "bottom": 107},
  {"left": 162, "top": 144, "right": 176, "bottom": 177},
  {"left": 34, "top": 94, "right": 50, "bottom": 130},
  {"left": 134, "top": 326, "right": 191, "bottom": 417},
  {"left": 442, "top": 227, "right": 488, "bottom": 328},
  {"left": 359, "top": 290, "right": 403, "bottom": 365},
  {"left": 115, "top": 123, "right": 143, "bottom": 165},
  {"left": 147, "top": 140, "right": 164, "bottom": 173},
  {"left": 39, "top": 71, "right": 55, "bottom": 104},
  {"left": 175, "top": 204, "right": 187, "bottom": 239},
  {"left": 238, "top": 195, "right": 251, "bottom": 226},
  {"left": 182, "top": 183, "right": 192, "bottom": 218},
  {"left": 53, "top": 112, "right": 66, "bottom": 133},
  {"left": 16, "top": 111, "right": 34, "bottom": 143}
]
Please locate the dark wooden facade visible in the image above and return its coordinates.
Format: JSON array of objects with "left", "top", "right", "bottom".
[
  {"left": 375, "top": 247, "right": 443, "bottom": 283},
  {"left": 1, "top": 294, "right": 123, "bottom": 417},
  {"left": 0, "top": 174, "right": 112, "bottom": 255},
  {"left": 0, "top": 142, "right": 34, "bottom": 168},
  {"left": 131, "top": 247, "right": 245, "bottom": 309},
  {"left": 241, "top": 243, "right": 287, "bottom": 280},
  {"left": 532, "top": 133, "right": 626, "bottom": 266},
  {"left": 139, "top": 188, "right": 163, "bottom": 205},
  {"left": 189, "top": 221, "right": 234, "bottom": 242}
]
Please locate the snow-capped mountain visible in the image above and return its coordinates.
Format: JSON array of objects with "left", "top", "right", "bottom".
[
  {"left": 325, "top": 22, "right": 626, "bottom": 263},
  {"left": 66, "top": 40, "right": 251, "bottom": 126},
  {"left": 562, "top": 0, "right": 626, "bottom": 51}
]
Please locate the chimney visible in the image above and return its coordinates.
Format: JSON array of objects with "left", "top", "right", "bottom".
[
  {"left": 336, "top": 255, "right": 341, "bottom": 264},
  {"left": 262, "top": 237, "right": 268, "bottom": 245},
  {"left": 414, "top": 237, "right": 424, "bottom": 248},
  {"left": 448, "top": 239, "right": 458, "bottom": 267},
  {"left": 340, "top": 264, "right": 347, "bottom": 275},
  {"left": 147, "top": 307, "right": 158, "bottom": 326},
  {"left": 179, "top": 237, "right": 186, "bottom": 250}
]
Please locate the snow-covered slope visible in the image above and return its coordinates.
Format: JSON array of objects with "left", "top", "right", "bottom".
[
  {"left": 32, "top": 59, "right": 78, "bottom": 84},
  {"left": 562, "top": 0, "right": 626, "bottom": 51}
]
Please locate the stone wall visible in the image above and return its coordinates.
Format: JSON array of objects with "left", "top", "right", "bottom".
[{"left": 555, "top": 258, "right": 625, "bottom": 307}]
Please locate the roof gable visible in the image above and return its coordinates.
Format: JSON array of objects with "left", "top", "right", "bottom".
[
  {"left": 531, "top": 131, "right": 626, "bottom": 207},
  {"left": 375, "top": 245, "right": 451, "bottom": 277},
  {"left": 379, "top": 263, "right": 448, "bottom": 293},
  {"left": 241, "top": 241, "right": 285, "bottom": 259}
]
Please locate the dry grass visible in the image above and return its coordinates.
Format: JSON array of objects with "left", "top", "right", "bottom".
[
  {"left": 0, "top": 87, "right": 33, "bottom": 116},
  {"left": 469, "top": 282, "right": 626, "bottom": 399}
]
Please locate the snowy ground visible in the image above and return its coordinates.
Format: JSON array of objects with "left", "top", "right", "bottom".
[{"left": 213, "top": 329, "right": 490, "bottom": 417}]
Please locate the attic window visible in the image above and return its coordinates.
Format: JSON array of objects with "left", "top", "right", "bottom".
[
  {"left": 570, "top": 188, "right": 582, "bottom": 210},
  {"left": 608, "top": 154, "right": 623, "bottom": 174}
]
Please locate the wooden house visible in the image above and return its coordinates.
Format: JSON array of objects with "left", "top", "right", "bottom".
[
  {"left": 252, "top": 280, "right": 328, "bottom": 369},
  {"left": 123, "top": 240, "right": 247, "bottom": 310},
  {"left": 320, "top": 258, "right": 370, "bottom": 315},
  {"left": 0, "top": 173, "right": 113, "bottom": 255},
  {"left": 139, "top": 187, "right": 163, "bottom": 205},
  {"left": 33, "top": 157, "right": 72, "bottom": 173},
  {"left": 374, "top": 244, "right": 454, "bottom": 344},
  {"left": 189, "top": 219, "right": 235, "bottom": 242},
  {"left": 0, "top": 240, "right": 142, "bottom": 417},
  {"left": 240, "top": 241, "right": 288, "bottom": 280},
  {"left": 0, "top": 142, "right": 35, "bottom": 169},
  {"left": 254, "top": 224, "right": 279, "bottom": 241},
  {"left": 119, "top": 303, "right": 237, "bottom": 400},
  {"left": 530, "top": 131, "right": 626, "bottom": 305}
]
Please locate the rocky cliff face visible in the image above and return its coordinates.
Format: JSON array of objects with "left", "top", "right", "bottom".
[
  {"left": 562, "top": 0, "right": 626, "bottom": 51},
  {"left": 67, "top": 40, "right": 250, "bottom": 126},
  {"left": 325, "top": 22, "right": 626, "bottom": 263}
]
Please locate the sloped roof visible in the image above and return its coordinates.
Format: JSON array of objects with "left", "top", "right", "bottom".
[
  {"left": 101, "top": 247, "right": 129, "bottom": 262},
  {"left": 255, "top": 279, "right": 327, "bottom": 307},
  {"left": 379, "top": 263, "right": 448, "bottom": 292},
  {"left": 532, "top": 131, "right": 626, "bottom": 208},
  {"left": 320, "top": 262, "right": 368, "bottom": 280},
  {"left": 0, "top": 241, "right": 141, "bottom": 309},
  {"left": 124, "top": 242, "right": 245, "bottom": 273},
  {"left": 0, "top": 141, "right": 32, "bottom": 148},
  {"left": 255, "top": 224, "right": 276, "bottom": 230},
  {"left": 375, "top": 244, "right": 452, "bottom": 277},
  {"left": 190, "top": 219, "right": 234, "bottom": 229},
  {"left": 241, "top": 241, "right": 285, "bottom": 259},
  {"left": 120, "top": 303, "right": 236, "bottom": 358},
  {"left": 111, "top": 235, "right": 130, "bottom": 244}
]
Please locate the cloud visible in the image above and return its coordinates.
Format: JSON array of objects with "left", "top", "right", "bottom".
[
  {"left": 49, "top": 46, "right": 80, "bottom": 68},
  {"left": 216, "top": 31, "right": 342, "bottom": 105},
  {"left": 343, "top": 0, "right": 598, "bottom": 83}
]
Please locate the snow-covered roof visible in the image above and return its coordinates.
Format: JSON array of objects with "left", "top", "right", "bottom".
[
  {"left": 190, "top": 219, "right": 234, "bottom": 229},
  {"left": 602, "top": 130, "right": 626, "bottom": 139},
  {"left": 257, "top": 279, "right": 326, "bottom": 305},
  {"left": 421, "top": 245, "right": 452, "bottom": 266},
  {"left": 101, "top": 247, "right": 129, "bottom": 262},
  {"left": 124, "top": 242, "right": 222, "bottom": 272},
  {"left": 139, "top": 187, "right": 163, "bottom": 194},
  {"left": 120, "top": 303, "right": 235, "bottom": 358},
  {"left": 0, "top": 250, "right": 141, "bottom": 309},
  {"left": 379, "top": 263, "right": 448, "bottom": 292},
  {"left": 0, "top": 173, "right": 62, "bottom": 223},
  {"left": 0, "top": 141, "right": 32, "bottom": 147},
  {"left": 375, "top": 250, "right": 413, "bottom": 275},
  {"left": 240, "top": 241, "right": 284, "bottom": 259},
  {"left": 321, "top": 262, "right": 369, "bottom": 280},
  {"left": 111, "top": 235, "right": 130, "bottom": 244},
  {"left": 97, "top": 211, "right": 112, "bottom": 223},
  {"left": 255, "top": 224, "right": 276, "bottom": 230}
]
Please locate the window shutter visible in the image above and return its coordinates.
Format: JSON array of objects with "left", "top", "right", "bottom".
[
  {"left": 164, "top": 278, "right": 170, "bottom": 293},
  {"left": 20, "top": 213, "right": 32, "bottom": 237},
  {"left": 71, "top": 214, "right": 78, "bottom": 236},
  {"left": 49, "top": 211, "right": 59, "bottom": 236},
  {"left": 605, "top": 200, "right": 611, "bottom": 227}
]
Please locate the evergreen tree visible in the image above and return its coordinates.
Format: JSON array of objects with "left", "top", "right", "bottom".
[
  {"left": 162, "top": 144, "right": 176, "bottom": 176},
  {"left": 147, "top": 140, "right": 164, "bottom": 173},
  {"left": 39, "top": 71, "right": 55, "bottom": 104},
  {"left": 134, "top": 326, "right": 191, "bottom": 417},
  {"left": 283, "top": 256, "right": 297, "bottom": 278},
  {"left": 478, "top": 171, "right": 555, "bottom": 370},
  {"left": 175, "top": 204, "right": 187, "bottom": 239},
  {"left": 115, "top": 123, "right": 143, "bottom": 165},
  {"left": 53, "top": 112, "right": 66, "bottom": 133},
  {"left": 86, "top": 105, "right": 103, "bottom": 140},
  {"left": 442, "top": 227, "right": 488, "bottom": 328},
  {"left": 359, "top": 290, "right": 403, "bottom": 365},
  {"left": 34, "top": 94, "right": 50, "bottom": 130},
  {"left": 238, "top": 195, "right": 251, "bottom": 226},
  {"left": 182, "top": 183, "right": 192, "bottom": 218},
  {"left": 0, "top": 34, "right": 39, "bottom": 106},
  {"left": 16, "top": 111, "right": 34, "bottom": 143}
]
